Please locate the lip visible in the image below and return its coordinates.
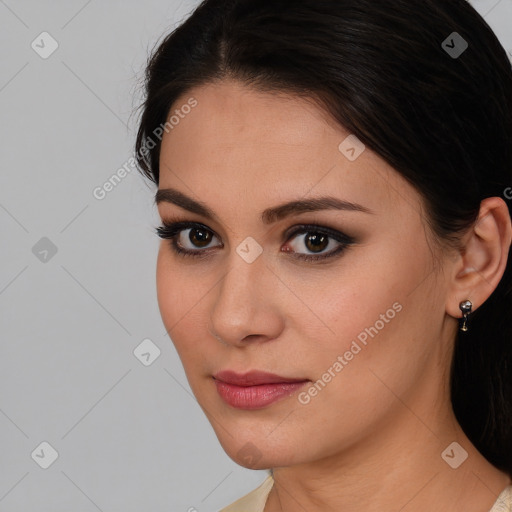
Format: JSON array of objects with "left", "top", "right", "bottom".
[
  {"left": 213, "top": 370, "right": 308, "bottom": 386},
  {"left": 213, "top": 370, "right": 309, "bottom": 410}
]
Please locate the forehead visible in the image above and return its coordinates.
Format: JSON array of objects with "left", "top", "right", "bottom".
[
  {"left": 164, "top": 79, "right": 343, "bottom": 149},
  {"left": 158, "top": 79, "right": 421, "bottom": 222}
]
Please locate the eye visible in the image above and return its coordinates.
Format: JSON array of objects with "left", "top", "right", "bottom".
[
  {"left": 155, "top": 221, "right": 222, "bottom": 259},
  {"left": 282, "top": 224, "right": 354, "bottom": 262},
  {"left": 155, "top": 221, "right": 354, "bottom": 262}
]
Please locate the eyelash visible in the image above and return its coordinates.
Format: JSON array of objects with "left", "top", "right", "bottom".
[{"left": 154, "top": 220, "right": 355, "bottom": 262}]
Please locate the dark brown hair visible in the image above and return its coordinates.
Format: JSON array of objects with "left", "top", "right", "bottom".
[{"left": 134, "top": 0, "right": 512, "bottom": 475}]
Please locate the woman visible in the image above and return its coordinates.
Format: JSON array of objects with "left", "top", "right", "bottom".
[{"left": 134, "top": 0, "right": 512, "bottom": 510}]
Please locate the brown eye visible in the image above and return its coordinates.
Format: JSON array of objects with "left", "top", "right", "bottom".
[
  {"left": 286, "top": 230, "right": 340, "bottom": 257},
  {"left": 282, "top": 224, "right": 355, "bottom": 262},
  {"left": 156, "top": 221, "right": 354, "bottom": 262},
  {"left": 155, "top": 221, "right": 222, "bottom": 257},
  {"left": 187, "top": 227, "right": 214, "bottom": 248},
  {"left": 304, "top": 233, "right": 329, "bottom": 253}
]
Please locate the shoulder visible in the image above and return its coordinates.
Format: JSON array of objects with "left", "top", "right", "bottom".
[
  {"left": 217, "top": 478, "right": 512, "bottom": 511},
  {"left": 489, "top": 485, "right": 512, "bottom": 512},
  {"left": 218, "top": 474, "right": 274, "bottom": 512}
]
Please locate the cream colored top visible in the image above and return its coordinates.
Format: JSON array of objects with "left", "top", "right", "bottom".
[{"left": 218, "top": 475, "right": 512, "bottom": 512}]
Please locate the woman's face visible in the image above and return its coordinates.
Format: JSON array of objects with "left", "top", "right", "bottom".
[{"left": 155, "top": 79, "right": 457, "bottom": 468}]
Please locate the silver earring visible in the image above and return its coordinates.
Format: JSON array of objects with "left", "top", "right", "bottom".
[{"left": 459, "top": 300, "right": 472, "bottom": 332}]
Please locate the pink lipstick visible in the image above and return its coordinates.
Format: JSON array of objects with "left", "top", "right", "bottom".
[{"left": 213, "top": 370, "right": 309, "bottom": 409}]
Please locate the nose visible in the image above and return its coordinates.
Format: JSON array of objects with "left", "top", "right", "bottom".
[{"left": 208, "top": 250, "right": 284, "bottom": 348}]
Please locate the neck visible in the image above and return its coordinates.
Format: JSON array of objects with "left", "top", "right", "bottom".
[{"left": 265, "top": 391, "right": 510, "bottom": 512}]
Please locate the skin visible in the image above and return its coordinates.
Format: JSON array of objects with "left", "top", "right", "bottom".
[{"left": 155, "top": 79, "right": 512, "bottom": 512}]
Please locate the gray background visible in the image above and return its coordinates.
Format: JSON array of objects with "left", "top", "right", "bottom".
[{"left": 0, "top": 1, "right": 511, "bottom": 511}]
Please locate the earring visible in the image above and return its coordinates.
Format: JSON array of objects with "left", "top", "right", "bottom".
[{"left": 459, "top": 300, "right": 472, "bottom": 332}]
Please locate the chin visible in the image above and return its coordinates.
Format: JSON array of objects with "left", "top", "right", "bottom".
[{"left": 216, "top": 435, "right": 301, "bottom": 470}]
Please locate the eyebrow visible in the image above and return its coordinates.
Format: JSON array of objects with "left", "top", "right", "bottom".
[{"left": 155, "top": 187, "right": 374, "bottom": 224}]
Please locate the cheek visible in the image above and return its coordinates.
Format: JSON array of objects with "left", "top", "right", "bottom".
[
  {"left": 156, "top": 247, "right": 179, "bottom": 322},
  {"left": 289, "top": 241, "right": 433, "bottom": 394},
  {"left": 284, "top": 252, "right": 415, "bottom": 358},
  {"left": 155, "top": 248, "right": 196, "bottom": 349},
  {"left": 288, "top": 280, "right": 405, "bottom": 396},
  {"left": 155, "top": 247, "right": 216, "bottom": 374}
]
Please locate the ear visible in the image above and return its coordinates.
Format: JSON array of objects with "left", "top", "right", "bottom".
[{"left": 446, "top": 196, "right": 512, "bottom": 320}]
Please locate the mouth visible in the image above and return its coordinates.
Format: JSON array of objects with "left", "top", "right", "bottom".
[{"left": 212, "top": 370, "right": 310, "bottom": 409}]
